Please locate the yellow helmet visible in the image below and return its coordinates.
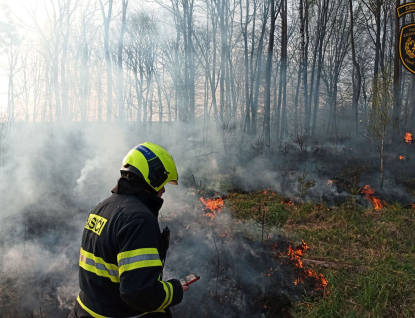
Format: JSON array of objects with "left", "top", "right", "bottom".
[{"left": 121, "top": 142, "right": 178, "bottom": 192}]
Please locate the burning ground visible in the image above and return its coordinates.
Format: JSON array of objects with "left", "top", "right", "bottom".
[
  {"left": 0, "top": 124, "right": 415, "bottom": 317},
  {"left": 163, "top": 195, "right": 329, "bottom": 318}
]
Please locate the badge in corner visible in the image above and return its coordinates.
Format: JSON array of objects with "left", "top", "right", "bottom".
[{"left": 400, "top": 24, "right": 415, "bottom": 75}]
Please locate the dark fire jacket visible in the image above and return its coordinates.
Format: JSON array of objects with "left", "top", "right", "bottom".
[{"left": 71, "top": 177, "right": 183, "bottom": 318}]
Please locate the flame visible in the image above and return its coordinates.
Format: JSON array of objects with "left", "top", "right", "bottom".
[
  {"left": 281, "top": 199, "right": 292, "bottom": 206},
  {"left": 404, "top": 132, "right": 412, "bottom": 144},
  {"left": 361, "top": 185, "right": 385, "bottom": 210},
  {"left": 263, "top": 188, "right": 276, "bottom": 195},
  {"left": 283, "top": 240, "right": 329, "bottom": 295},
  {"left": 400, "top": 156, "right": 406, "bottom": 160},
  {"left": 200, "top": 197, "right": 224, "bottom": 220},
  {"left": 287, "top": 239, "right": 308, "bottom": 268}
]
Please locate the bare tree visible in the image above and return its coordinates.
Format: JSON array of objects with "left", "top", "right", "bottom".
[
  {"left": 99, "top": 0, "right": 114, "bottom": 121},
  {"left": 349, "top": 0, "right": 362, "bottom": 137},
  {"left": 264, "top": 0, "right": 277, "bottom": 146},
  {"left": 392, "top": 0, "right": 401, "bottom": 137},
  {"left": 368, "top": 69, "right": 393, "bottom": 189},
  {"left": 251, "top": 1, "right": 269, "bottom": 136},
  {"left": 301, "top": 0, "right": 311, "bottom": 136},
  {"left": 322, "top": 2, "right": 350, "bottom": 137},
  {"left": 4, "top": 28, "right": 21, "bottom": 122},
  {"left": 60, "top": 0, "right": 77, "bottom": 121},
  {"left": 116, "top": 0, "right": 128, "bottom": 121},
  {"left": 78, "top": 0, "right": 98, "bottom": 122},
  {"left": 310, "top": 0, "right": 332, "bottom": 137}
]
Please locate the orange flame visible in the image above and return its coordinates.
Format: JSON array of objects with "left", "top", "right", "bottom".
[
  {"left": 200, "top": 197, "right": 224, "bottom": 220},
  {"left": 284, "top": 240, "right": 329, "bottom": 294},
  {"left": 281, "top": 199, "right": 292, "bottom": 206},
  {"left": 263, "top": 188, "right": 276, "bottom": 195},
  {"left": 404, "top": 132, "right": 412, "bottom": 144},
  {"left": 287, "top": 239, "right": 308, "bottom": 268},
  {"left": 361, "top": 185, "right": 385, "bottom": 210},
  {"left": 400, "top": 156, "right": 406, "bottom": 160}
]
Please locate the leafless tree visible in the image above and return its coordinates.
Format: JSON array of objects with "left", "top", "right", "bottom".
[
  {"left": 368, "top": 69, "right": 393, "bottom": 189},
  {"left": 116, "top": 0, "right": 128, "bottom": 121},
  {"left": 99, "top": 0, "right": 114, "bottom": 121}
]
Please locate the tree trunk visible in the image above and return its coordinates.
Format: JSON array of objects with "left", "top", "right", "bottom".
[
  {"left": 374, "top": 0, "right": 381, "bottom": 81},
  {"left": 80, "top": 12, "right": 89, "bottom": 122},
  {"left": 294, "top": 60, "right": 302, "bottom": 137},
  {"left": 280, "top": 0, "right": 288, "bottom": 138},
  {"left": 100, "top": 0, "right": 113, "bottom": 121},
  {"left": 188, "top": 0, "right": 195, "bottom": 122},
  {"left": 155, "top": 71, "right": 163, "bottom": 123},
  {"left": 393, "top": 0, "right": 401, "bottom": 137},
  {"left": 242, "top": 0, "right": 251, "bottom": 134},
  {"left": 53, "top": 40, "right": 61, "bottom": 121},
  {"left": 301, "top": 0, "right": 310, "bottom": 136},
  {"left": 265, "top": 0, "right": 276, "bottom": 146},
  {"left": 380, "top": 127, "right": 385, "bottom": 189},
  {"left": 117, "top": 0, "right": 128, "bottom": 121},
  {"left": 349, "top": 0, "right": 361, "bottom": 137},
  {"left": 98, "top": 63, "right": 102, "bottom": 121},
  {"left": 252, "top": 2, "right": 269, "bottom": 136},
  {"left": 61, "top": 16, "right": 70, "bottom": 121},
  {"left": 311, "top": 0, "right": 329, "bottom": 137},
  {"left": 219, "top": 0, "right": 226, "bottom": 119}
]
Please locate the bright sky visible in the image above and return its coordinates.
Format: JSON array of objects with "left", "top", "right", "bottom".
[
  {"left": 0, "top": 0, "right": 168, "bottom": 116},
  {"left": 0, "top": 0, "right": 44, "bottom": 114}
]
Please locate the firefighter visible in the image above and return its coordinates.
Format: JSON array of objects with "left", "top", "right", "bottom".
[{"left": 69, "top": 142, "right": 187, "bottom": 318}]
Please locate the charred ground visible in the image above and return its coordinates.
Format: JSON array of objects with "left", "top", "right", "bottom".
[{"left": 0, "top": 124, "right": 414, "bottom": 317}]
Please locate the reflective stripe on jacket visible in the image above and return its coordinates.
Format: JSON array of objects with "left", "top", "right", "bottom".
[{"left": 73, "top": 177, "right": 183, "bottom": 318}]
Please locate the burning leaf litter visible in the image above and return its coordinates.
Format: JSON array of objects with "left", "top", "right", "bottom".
[
  {"left": 361, "top": 185, "right": 386, "bottom": 210},
  {"left": 199, "top": 192, "right": 329, "bottom": 297},
  {"left": 278, "top": 240, "right": 329, "bottom": 295},
  {"left": 200, "top": 197, "right": 224, "bottom": 220}
]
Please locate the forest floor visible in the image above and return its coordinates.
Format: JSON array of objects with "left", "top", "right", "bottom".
[{"left": 226, "top": 190, "right": 415, "bottom": 318}]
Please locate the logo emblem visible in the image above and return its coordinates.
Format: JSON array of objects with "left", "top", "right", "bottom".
[
  {"left": 85, "top": 213, "right": 107, "bottom": 235},
  {"left": 400, "top": 24, "right": 415, "bottom": 74}
]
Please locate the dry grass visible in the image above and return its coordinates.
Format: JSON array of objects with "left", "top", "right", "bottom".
[{"left": 227, "top": 191, "right": 415, "bottom": 318}]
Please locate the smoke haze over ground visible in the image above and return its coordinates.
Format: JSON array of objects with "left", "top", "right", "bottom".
[{"left": 0, "top": 122, "right": 413, "bottom": 317}]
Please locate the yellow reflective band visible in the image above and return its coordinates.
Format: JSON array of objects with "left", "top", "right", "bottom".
[
  {"left": 77, "top": 296, "right": 108, "bottom": 318},
  {"left": 166, "top": 282, "right": 173, "bottom": 309},
  {"left": 79, "top": 248, "right": 120, "bottom": 283},
  {"left": 85, "top": 213, "right": 108, "bottom": 235},
  {"left": 158, "top": 281, "right": 173, "bottom": 310},
  {"left": 117, "top": 248, "right": 162, "bottom": 276},
  {"left": 158, "top": 281, "right": 170, "bottom": 310},
  {"left": 77, "top": 294, "right": 164, "bottom": 318}
]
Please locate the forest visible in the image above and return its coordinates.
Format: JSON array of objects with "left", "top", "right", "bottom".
[
  {"left": 0, "top": 0, "right": 414, "bottom": 317},
  {"left": 1, "top": 0, "right": 412, "bottom": 138}
]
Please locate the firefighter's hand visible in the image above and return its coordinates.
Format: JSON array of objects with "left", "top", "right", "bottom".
[{"left": 183, "top": 285, "right": 189, "bottom": 292}]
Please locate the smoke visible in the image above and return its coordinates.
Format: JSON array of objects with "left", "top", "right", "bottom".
[
  {"left": 0, "top": 119, "right": 414, "bottom": 317},
  {"left": 163, "top": 215, "right": 305, "bottom": 318}
]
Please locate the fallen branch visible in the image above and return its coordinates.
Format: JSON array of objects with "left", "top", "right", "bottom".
[{"left": 273, "top": 254, "right": 366, "bottom": 271}]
